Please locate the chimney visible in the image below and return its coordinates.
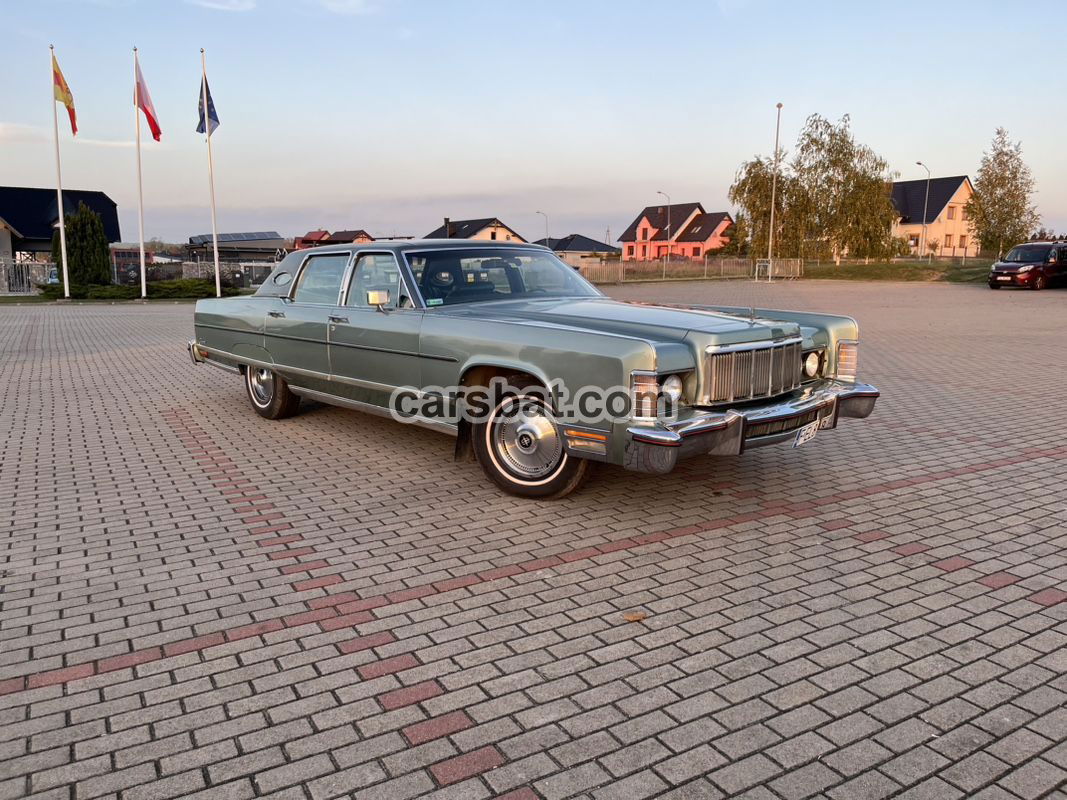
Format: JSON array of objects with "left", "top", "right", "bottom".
[{"left": 443, "top": 217, "right": 451, "bottom": 239}]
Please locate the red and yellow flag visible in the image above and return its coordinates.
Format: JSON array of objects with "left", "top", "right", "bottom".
[{"left": 52, "top": 53, "right": 77, "bottom": 135}]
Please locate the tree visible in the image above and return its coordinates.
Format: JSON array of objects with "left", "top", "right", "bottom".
[
  {"left": 50, "top": 203, "right": 111, "bottom": 285},
  {"left": 965, "top": 128, "right": 1040, "bottom": 257},
  {"left": 719, "top": 214, "right": 749, "bottom": 256},
  {"left": 728, "top": 114, "right": 900, "bottom": 262}
]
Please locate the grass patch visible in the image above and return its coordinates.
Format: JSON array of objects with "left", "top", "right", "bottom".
[
  {"left": 803, "top": 261, "right": 993, "bottom": 283},
  {"left": 0, "top": 295, "right": 53, "bottom": 304}
]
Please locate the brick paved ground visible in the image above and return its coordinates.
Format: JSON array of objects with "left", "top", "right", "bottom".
[{"left": 1, "top": 280, "right": 1065, "bottom": 800}]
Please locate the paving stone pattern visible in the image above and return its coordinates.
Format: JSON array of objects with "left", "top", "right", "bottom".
[{"left": 1, "top": 281, "right": 1065, "bottom": 799}]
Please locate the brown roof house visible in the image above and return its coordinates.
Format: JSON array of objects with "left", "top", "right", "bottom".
[
  {"left": 618, "top": 203, "right": 732, "bottom": 261},
  {"left": 424, "top": 217, "right": 526, "bottom": 242}
]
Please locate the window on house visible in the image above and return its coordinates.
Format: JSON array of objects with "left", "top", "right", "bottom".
[
  {"left": 958, "top": 236, "right": 967, "bottom": 249},
  {"left": 627, "top": 245, "right": 634, "bottom": 257},
  {"left": 640, "top": 227, "right": 648, "bottom": 240},
  {"left": 961, "top": 208, "right": 969, "bottom": 221},
  {"left": 640, "top": 245, "right": 647, "bottom": 258},
  {"left": 490, "top": 231, "right": 497, "bottom": 240},
  {"left": 947, "top": 206, "right": 956, "bottom": 220},
  {"left": 692, "top": 247, "right": 701, "bottom": 257},
  {"left": 909, "top": 235, "right": 920, "bottom": 247},
  {"left": 944, "top": 234, "right": 953, "bottom": 248}
]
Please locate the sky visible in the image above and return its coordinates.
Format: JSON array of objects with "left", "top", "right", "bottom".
[{"left": 4, "top": 0, "right": 1066, "bottom": 244}]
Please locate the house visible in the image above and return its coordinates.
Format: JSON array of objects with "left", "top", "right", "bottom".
[
  {"left": 890, "top": 175, "right": 978, "bottom": 257},
  {"left": 533, "top": 234, "right": 619, "bottom": 268},
  {"left": 294, "top": 230, "right": 330, "bottom": 249},
  {"left": 618, "top": 203, "right": 732, "bottom": 261},
  {"left": 186, "top": 231, "right": 287, "bottom": 261},
  {"left": 322, "top": 229, "right": 374, "bottom": 245},
  {"left": 0, "top": 186, "right": 120, "bottom": 261},
  {"left": 424, "top": 217, "right": 526, "bottom": 242}
]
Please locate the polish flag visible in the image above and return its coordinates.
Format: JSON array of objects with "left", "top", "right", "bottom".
[{"left": 134, "top": 58, "right": 162, "bottom": 141}]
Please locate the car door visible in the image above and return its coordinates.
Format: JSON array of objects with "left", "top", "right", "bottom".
[
  {"left": 264, "top": 250, "right": 351, "bottom": 394},
  {"left": 327, "top": 251, "right": 424, "bottom": 408}
]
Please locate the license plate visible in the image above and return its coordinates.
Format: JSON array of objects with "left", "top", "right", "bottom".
[
  {"left": 997, "top": 276, "right": 1011, "bottom": 281},
  {"left": 793, "top": 420, "right": 819, "bottom": 448}
]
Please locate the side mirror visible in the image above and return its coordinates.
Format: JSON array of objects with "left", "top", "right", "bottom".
[
  {"left": 1048, "top": 252, "right": 1058, "bottom": 264},
  {"left": 367, "top": 289, "right": 390, "bottom": 310}
]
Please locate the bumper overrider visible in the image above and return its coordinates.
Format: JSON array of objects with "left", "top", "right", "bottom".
[{"left": 623, "top": 380, "right": 879, "bottom": 474}]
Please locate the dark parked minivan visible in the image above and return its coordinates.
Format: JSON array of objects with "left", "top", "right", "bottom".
[{"left": 988, "top": 242, "right": 1067, "bottom": 290}]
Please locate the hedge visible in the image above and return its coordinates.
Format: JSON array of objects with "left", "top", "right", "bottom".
[{"left": 38, "top": 279, "right": 242, "bottom": 301}]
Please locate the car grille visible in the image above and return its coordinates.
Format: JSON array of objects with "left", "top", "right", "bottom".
[
  {"left": 744, "top": 408, "right": 819, "bottom": 440},
  {"left": 702, "top": 339, "right": 803, "bottom": 405}
]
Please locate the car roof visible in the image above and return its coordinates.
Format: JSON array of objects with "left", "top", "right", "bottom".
[{"left": 300, "top": 239, "right": 550, "bottom": 255}]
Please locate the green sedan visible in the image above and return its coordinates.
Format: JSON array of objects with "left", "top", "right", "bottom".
[{"left": 189, "top": 240, "right": 878, "bottom": 498}]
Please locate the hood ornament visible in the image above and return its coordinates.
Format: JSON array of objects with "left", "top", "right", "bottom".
[{"left": 748, "top": 306, "right": 756, "bottom": 323}]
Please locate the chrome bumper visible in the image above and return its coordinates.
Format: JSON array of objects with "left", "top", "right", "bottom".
[
  {"left": 187, "top": 339, "right": 240, "bottom": 374},
  {"left": 623, "top": 380, "right": 879, "bottom": 474}
]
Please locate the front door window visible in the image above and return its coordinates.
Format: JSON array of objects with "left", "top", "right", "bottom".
[{"left": 345, "top": 253, "right": 405, "bottom": 308}]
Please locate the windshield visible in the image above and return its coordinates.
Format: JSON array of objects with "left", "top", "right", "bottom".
[
  {"left": 1003, "top": 245, "right": 1052, "bottom": 263},
  {"left": 406, "top": 248, "right": 603, "bottom": 306}
]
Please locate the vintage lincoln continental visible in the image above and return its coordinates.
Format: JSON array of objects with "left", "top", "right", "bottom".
[{"left": 188, "top": 240, "right": 878, "bottom": 498}]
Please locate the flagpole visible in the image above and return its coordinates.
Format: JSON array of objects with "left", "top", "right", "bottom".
[
  {"left": 50, "top": 45, "right": 70, "bottom": 300},
  {"left": 134, "top": 47, "right": 147, "bottom": 300},
  {"left": 201, "top": 48, "right": 221, "bottom": 298}
]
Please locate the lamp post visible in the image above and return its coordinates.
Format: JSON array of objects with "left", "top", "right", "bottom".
[
  {"left": 916, "top": 161, "right": 931, "bottom": 261},
  {"left": 535, "top": 211, "right": 549, "bottom": 249},
  {"left": 657, "top": 190, "right": 670, "bottom": 279},
  {"left": 767, "top": 102, "right": 783, "bottom": 281}
]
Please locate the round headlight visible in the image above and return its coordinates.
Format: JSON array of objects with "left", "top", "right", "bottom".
[
  {"left": 662, "top": 374, "right": 684, "bottom": 404},
  {"left": 803, "top": 352, "right": 821, "bottom": 378}
]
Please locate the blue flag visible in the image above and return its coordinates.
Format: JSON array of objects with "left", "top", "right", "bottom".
[{"left": 196, "top": 76, "right": 220, "bottom": 136}]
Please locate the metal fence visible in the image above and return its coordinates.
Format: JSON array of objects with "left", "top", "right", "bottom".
[
  {"left": 579, "top": 258, "right": 802, "bottom": 285},
  {"left": 0, "top": 261, "right": 53, "bottom": 294}
]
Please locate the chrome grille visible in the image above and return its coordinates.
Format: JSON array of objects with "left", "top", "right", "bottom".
[{"left": 703, "top": 339, "right": 803, "bottom": 404}]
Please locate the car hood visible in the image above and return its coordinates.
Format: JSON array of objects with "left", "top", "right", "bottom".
[
  {"left": 993, "top": 261, "right": 1042, "bottom": 271},
  {"left": 433, "top": 297, "right": 800, "bottom": 345}
]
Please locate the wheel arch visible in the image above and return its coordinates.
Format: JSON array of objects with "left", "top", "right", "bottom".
[{"left": 453, "top": 362, "right": 546, "bottom": 463}]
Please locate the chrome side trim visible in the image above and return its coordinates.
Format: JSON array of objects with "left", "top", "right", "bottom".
[{"left": 289, "top": 386, "right": 458, "bottom": 437}]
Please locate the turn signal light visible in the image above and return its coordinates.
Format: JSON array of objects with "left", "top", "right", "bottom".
[{"left": 836, "top": 341, "right": 859, "bottom": 382}]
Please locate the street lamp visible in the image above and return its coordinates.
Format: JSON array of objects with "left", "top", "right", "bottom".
[
  {"left": 767, "top": 102, "right": 784, "bottom": 280},
  {"left": 916, "top": 161, "right": 931, "bottom": 261},
  {"left": 536, "top": 211, "right": 549, "bottom": 249},
  {"left": 657, "top": 190, "right": 671, "bottom": 279}
]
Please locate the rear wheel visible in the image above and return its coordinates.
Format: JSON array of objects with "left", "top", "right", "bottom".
[
  {"left": 472, "top": 390, "right": 591, "bottom": 499},
  {"left": 244, "top": 366, "right": 301, "bottom": 419}
]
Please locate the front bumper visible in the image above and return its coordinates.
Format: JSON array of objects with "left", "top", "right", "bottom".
[
  {"left": 990, "top": 271, "right": 1032, "bottom": 286},
  {"left": 623, "top": 379, "right": 879, "bottom": 474}
]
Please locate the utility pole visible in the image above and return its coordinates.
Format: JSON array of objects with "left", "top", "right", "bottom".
[
  {"left": 657, "top": 190, "right": 670, "bottom": 279},
  {"left": 767, "top": 102, "right": 783, "bottom": 282},
  {"left": 916, "top": 161, "right": 931, "bottom": 262}
]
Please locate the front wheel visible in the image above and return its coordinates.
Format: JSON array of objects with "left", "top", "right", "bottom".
[
  {"left": 988, "top": 282, "right": 1001, "bottom": 289},
  {"left": 244, "top": 365, "right": 301, "bottom": 419},
  {"left": 1032, "top": 275, "right": 1047, "bottom": 291},
  {"left": 472, "top": 392, "right": 591, "bottom": 499}
]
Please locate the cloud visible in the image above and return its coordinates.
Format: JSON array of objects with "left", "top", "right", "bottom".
[
  {"left": 0, "top": 123, "right": 137, "bottom": 148},
  {"left": 316, "top": 0, "right": 380, "bottom": 14},
  {"left": 185, "top": 0, "right": 256, "bottom": 10},
  {"left": 0, "top": 123, "right": 48, "bottom": 144}
]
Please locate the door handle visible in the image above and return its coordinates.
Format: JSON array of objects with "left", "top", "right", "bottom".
[
  {"left": 267, "top": 310, "right": 285, "bottom": 318},
  {"left": 328, "top": 315, "right": 349, "bottom": 324}
]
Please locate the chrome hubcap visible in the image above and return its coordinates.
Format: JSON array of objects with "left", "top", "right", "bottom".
[
  {"left": 493, "top": 399, "right": 563, "bottom": 480},
  {"left": 250, "top": 368, "right": 274, "bottom": 405}
]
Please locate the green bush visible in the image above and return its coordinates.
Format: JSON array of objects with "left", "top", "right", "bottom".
[{"left": 37, "top": 278, "right": 241, "bottom": 300}]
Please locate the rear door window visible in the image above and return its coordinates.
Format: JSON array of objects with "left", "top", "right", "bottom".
[{"left": 292, "top": 253, "right": 350, "bottom": 304}]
